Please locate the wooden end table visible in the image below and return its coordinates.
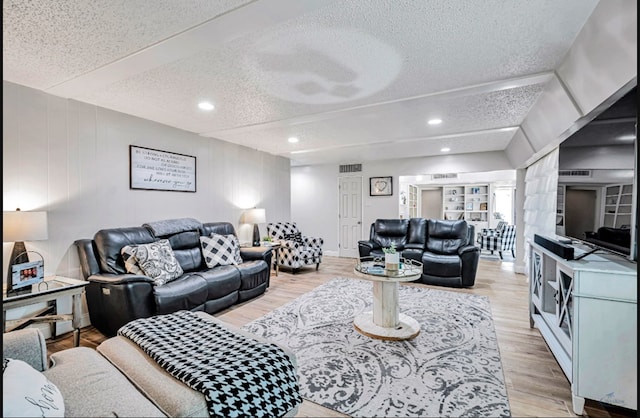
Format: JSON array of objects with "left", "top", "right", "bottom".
[{"left": 3, "top": 276, "right": 88, "bottom": 347}]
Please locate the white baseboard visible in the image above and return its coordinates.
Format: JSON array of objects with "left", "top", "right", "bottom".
[{"left": 324, "top": 250, "right": 340, "bottom": 257}]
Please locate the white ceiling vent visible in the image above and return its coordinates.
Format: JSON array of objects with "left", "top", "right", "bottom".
[
  {"left": 431, "top": 173, "right": 458, "bottom": 180},
  {"left": 559, "top": 170, "right": 592, "bottom": 177},
  {"left": 339, "top": 164, "right": 362, "bottom": 173}
]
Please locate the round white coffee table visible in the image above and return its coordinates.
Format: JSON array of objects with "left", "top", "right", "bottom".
[{"left": 352, "top": 258, "right": 422, "bottom": 341}]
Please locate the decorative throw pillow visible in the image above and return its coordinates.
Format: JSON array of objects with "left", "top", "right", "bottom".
[
  {"left": 3, "top": 358, "right": 65, "bottom": 417},
  {"left": 120, "top": 245, "right": 144, "bottom": 275},
  {"left": 200, "top": 233, "right": 242, "bottom": 268},
  {"left": 134, "top": 239, "right": 184, "bottom": 286},
  {"left": 284, "top": 232, "right": 303, "bottom": 244}
]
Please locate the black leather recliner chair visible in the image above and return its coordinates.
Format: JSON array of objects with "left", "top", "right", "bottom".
[
  {"left": 420, "top": 219, "right": 479, "bottom": 287},
  {"left": 358, "top": 218, "right": 480, "bottom": 288}
]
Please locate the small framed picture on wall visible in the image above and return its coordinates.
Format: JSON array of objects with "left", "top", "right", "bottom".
[{"left": 370, "top": 176, "right": 393, "bottom": 196}]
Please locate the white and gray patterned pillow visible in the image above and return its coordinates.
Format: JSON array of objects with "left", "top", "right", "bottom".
[
  {"left": 3, "top": 358, "right": 65, "bottom": 417},
  {"left": 200, "top": 233, "right": 242, "bottom": 268},
  {"left": 134, "top": 239, "right": 184, "bottom": 286},
  {"left": 120, "top": 245, "right": 144, "bottom": 275}
]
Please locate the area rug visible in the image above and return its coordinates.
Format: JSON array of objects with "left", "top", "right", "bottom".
[{"left": 242, "top": 277, "right": 511, "bottom": 417}]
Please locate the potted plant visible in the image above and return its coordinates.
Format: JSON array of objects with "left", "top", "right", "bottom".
[{"left": 383, "top": 243, "right": 399, "bottom": 272}]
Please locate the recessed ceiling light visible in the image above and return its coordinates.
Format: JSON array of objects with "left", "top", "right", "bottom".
[
  {"left": 198, "top": 101, "right": 215, "bottom": 111},
  {"left": 428, "top": 118, "right": 442, "bottom": 125},
  {"left": 441, "top": 147, "right": 451, "bottom": 152},
  {"left": 288, "top": 137, "right": 299, "bottom": 143}
]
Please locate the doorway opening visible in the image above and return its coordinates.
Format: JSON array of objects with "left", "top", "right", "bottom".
[{"left": 493, "top": 186, "right": 515, "bottom": 225}]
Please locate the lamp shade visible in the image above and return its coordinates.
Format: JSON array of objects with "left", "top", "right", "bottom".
[
  {"left": 3, "top": 210, "right": 48, "bottom": 242},
  {"left": 243, "top": 208, "right": 266, "bottom": 224}
]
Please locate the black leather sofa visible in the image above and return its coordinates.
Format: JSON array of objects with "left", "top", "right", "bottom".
[
  {"left": 584, "top": 226, "right": 631, "bottom": 255},
  {"left": 74, "top": 219, "right": 272, "bottom": 337},
  {"left": 358, "top": 218, "right": 480, "bottom": 287}
]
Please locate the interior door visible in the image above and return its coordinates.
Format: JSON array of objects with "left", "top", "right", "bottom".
[
  {"left": 339, "top": 176, "right": 362, "bottom": 258},
  {"left": 566, "top": 188, "right": 597, "bottom": 240},
  {"left": 421, "top": 189, "right": 442, "bottom": 219}
]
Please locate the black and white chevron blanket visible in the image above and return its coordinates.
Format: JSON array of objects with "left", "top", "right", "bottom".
[{"left": 117, "top": 310, "right": 301, "bottom": 417}]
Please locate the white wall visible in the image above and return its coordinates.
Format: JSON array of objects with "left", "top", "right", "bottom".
[
  {"left": 291, "top": 151, "right": 513, "bottom": 254},
  {"left": 2, "top": 81, "right": 291, "bottom": 283}
]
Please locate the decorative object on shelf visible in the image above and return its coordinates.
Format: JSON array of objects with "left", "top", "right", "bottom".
[
  {"left": 3, "top": 209, "right": 49, "bottom": 292},
  {"left": 480, "top": 202, "right": 488, "bottom": 211},
  {"left": 466, "top": 202, "right": 474, "bottom": 211},
  {"left": 243, "top": 208, "right": 267, "bottom": 247},
  {"left": 370, "top": 176, "right": 393, "bottom": 196},
  {"left": 129, "top": 145, "right": 196, "bottom": 192},
  {"left": 382, "top": 243, "right": 399, "bottom": 271}
]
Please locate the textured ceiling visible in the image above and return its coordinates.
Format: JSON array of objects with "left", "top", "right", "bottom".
[{"left": 3, "top": 0, "right": 601, "bottom": 166}]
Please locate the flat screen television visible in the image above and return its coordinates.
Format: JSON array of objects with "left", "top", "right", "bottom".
[{"left": 556, "top": 84, "right": 637, "bottom": 261}]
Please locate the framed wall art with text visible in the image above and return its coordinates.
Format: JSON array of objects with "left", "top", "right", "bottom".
[{"left": 130, "top": 145, "right": 196, "bottom": 192}]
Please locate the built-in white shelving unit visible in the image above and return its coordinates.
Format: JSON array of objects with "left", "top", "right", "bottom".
[
  {"left": 603, "top": 184, "right": 633, "bottom": 228},
  {"left": 556, "top": 185, "right": 566, "bottom": 235},
  {"left": 442, "top": 184, "right": 490, "bottom": 231},
  {"left": 408, "top": 185, "right": 418, "bottom": 218},
  {"left": 529, "top": 240, "right": 637, "bottom": 415}
]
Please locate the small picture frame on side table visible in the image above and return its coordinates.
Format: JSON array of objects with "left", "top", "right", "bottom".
[
  {"left": 370, "top": 176, "right": 393, "bottom": 196},
  {"left": 10, "top": 260, "right": 44, "bottom": 292}
]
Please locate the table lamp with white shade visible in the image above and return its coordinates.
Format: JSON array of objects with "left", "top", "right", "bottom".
[
  {"left": 3, "top": 209, "right": 48, "bottom": 289},
  {"left": 243, "top": 208, "right": 266, "bottom": 247}
]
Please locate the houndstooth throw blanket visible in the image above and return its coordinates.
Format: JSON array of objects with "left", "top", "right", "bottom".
[{"left": 118, "top": 311, "right": 301, "bottom": 417}]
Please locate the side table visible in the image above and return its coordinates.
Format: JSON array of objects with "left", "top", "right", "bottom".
[
  {"left": 241, "top": 243, "right": 282, "bottom": 276},
  {"left": 3, "top": 276, "right": 88, "bottom": 347}
]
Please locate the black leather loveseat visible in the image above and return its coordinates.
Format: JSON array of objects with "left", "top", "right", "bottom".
[
  {"left": 358, "top": 218, "right": 480, "bottom": 287},
  {"left": 74, "top": 218, "right": 272, "bottom": 336},
  {"left": 585, "top": 226, "right": 631, "bottom": 255}
]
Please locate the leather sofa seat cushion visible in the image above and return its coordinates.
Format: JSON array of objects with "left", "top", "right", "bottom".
[
  {"left": 195, "top": 266, "right": 241, "bottom": 300},
  {"left": 94, "top": 227, "right": 155, "bottom": 274},
  {"left": 425, "top": 219, "right": 468, "bottom": 255},
  {"left": 153, "top": 273, "right": 208, "bottom": 315},
  {"left": 422, "top": 252, "right": 462, "bottom": 278},
  {"left": 236, "top": 260, "right": 269, "bottom": 290}
]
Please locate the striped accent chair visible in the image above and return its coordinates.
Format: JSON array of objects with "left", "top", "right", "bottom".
[
  {"left": 477, "top": 223, "right": 515, "bottom": 259},
  {"left": 267, "top": 222, "right": 323, "bottom": 273}
]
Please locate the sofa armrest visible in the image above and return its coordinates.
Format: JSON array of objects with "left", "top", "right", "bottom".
[
  {"left": 87, "top": 273, "right": 155, "bottom": 285},
  {"left": 2, "top": 328, "right": 48, "bottom": 371},
  {"left": 280, "top": 240, "right": 301, "bottom": 249},
  {"left": 458, "top": 245, "right": 479, "bottom": 256},
  {"left": 458, "top": 245, "right": 480, "bottom": 287},
  {"left": 302, "top": 236, "right": 323, "bottom": 248},
  {"left": 358, "top": 240, "right": 379, "bottom": 257},
  {"left": 240, "top": 247, "right": 272, "bottom": 261},
  {"left": 74, "top": 238, "right": 101, "bottom": 279}
]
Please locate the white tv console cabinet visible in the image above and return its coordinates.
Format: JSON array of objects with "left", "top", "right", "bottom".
[{"left": 529, "top": 240, "right": 637, "bottom": 415}]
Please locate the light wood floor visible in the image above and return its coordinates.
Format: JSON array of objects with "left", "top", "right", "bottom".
[{"left": 46, "top": 256, "right": 634, "bottom": 417}]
